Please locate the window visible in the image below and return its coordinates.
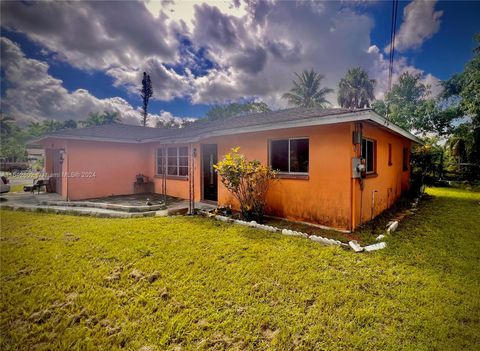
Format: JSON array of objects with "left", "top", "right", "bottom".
[
  {"left": 402, "top": 147, "right": 409, "bottom": 171},
  {"left": 361, "top": 138, "right": 376, "bottom": 174},
  {"left": 270, "top": 138, "right": 309, "bottom": 173},
  {"left": 157, "top": 146, "right": 189, "bottom": 176},
  {"left": 388, "top": 143, "right": 392, "bottom": 166}
]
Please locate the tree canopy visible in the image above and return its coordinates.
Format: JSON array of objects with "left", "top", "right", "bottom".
[
  {"left": 373, "top": 72, "right": 459, "bottom": 136},
  {"left": 337, "top": 67, "right": 376, "bottom": 109},
  {"left": 282, "top": 70, "right": 333, "bottom": 108},
  {"left": 83, "top": 111, "right": 120, "bottom": 127},
  {"left": 205, "top": 102, "right": 271, "bottom": 121}
]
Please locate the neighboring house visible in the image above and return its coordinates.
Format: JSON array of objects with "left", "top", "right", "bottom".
[
  {"left": 34, "top": 108, "right": 420, "bottom": 231},
  {"left": 26, "top": 145, "right": 45, "bottom": 169}
]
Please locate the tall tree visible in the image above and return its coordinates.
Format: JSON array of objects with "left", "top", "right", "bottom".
[
  {"left": 156, "top": 119, "right": 181, "bottom": 129},
  {"left": 337, "top": 67, "right": 376, "bottom": 109},
  {"left": 205, "top": 102, "right": 271, "bottom": 121},
  {"left": 379, "top": 72, "right": 428, "bottom": 131},
  {"left": 373, "top": 71, "right": 460, "bottom": 135},
  {"left": 27, "top": 122, "right": 45, "bottom": 138},
  {"left": 0, "top": 115, "right": 26, "bottom": 162},
  {"left": 63, "top": 119, "right": 77, "bottom": 129},
  {"left": 101, "top": 111, "right": 120, "bottom": 125},
  {"left": 141, "top": 72, "right": 153, "bottom": 127},
  {"left": 282, "top": 70, "right": 333, "bottom": 108},
  {"left": 441, "top": 34, "right": 480, "bottom": 179},
  {"left": 42, "top": 119, "right": 64, "bottom": 133},
  {"left": 0, "top": 114, "right": 16, "bottom": 137},
  {"left": 84, "top": 111, "right": 120, "bottom": 127}
]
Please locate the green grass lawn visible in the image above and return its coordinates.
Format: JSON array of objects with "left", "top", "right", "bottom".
[
  {"left": 1, "top": 187, "right": 479, "bottom": 350},
  {"left": 9, "top": 184, "right": 25, "bottom": 193}
]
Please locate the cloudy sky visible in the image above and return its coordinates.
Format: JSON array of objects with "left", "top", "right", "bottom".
[{"left": 1, "top": 0, "right": 479, "bottom": 126}]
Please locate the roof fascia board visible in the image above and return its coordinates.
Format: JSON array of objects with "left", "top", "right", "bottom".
[
  {"left": 148, "top": 110, "right": 373, "bottom": 143},
  {"left": 34, "top": 110, "right": 421, "bottom": 145},
  {"left": 149, "top": 110, "right": 421, "bottom": 144},
  {"left": 34, "top": 135, "right": 144, "bottom": 144},
  {"left": 365, "top": 110, "right": 422, "bottom": 144}
]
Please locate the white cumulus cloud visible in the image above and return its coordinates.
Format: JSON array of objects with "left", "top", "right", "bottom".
[
  {"left": 0, "top": 37, "right": 189, "bottom": 126},
  {"left": 387, "top": 0, "right": 443, "bottom": 53},
  {"left": 1, "top": 0, "right": 444, "bottom": 120}
]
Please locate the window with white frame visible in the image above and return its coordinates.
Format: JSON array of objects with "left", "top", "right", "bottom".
[
  {"left": 269, "top": 138, "right": 309, "bottom": 174},
  {"left": 361, "top": 138, "right": 376, "bottom": 174},
  {"left": 157, "top": 146, "right": 188, "bottom": 176}
]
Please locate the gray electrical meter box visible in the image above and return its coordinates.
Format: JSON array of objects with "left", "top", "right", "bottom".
[{"left": 352, "top": 157, "right": 362, "bottom": 178}]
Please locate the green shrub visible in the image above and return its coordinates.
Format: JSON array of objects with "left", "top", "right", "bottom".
[{"left": 214, "top": 147, "right": 276, "bottom": 222}]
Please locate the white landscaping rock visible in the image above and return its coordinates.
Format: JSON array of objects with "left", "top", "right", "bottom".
[
  {"left": 348, "top": 240, "right": 364, "bottom": 252},
  {"left": 386, "top": 221, "right": 398, "bottom": 234},
  {"left": 376, "top": 234, "right": 385, "bottom": 241},
  {"left": 295, "top": 231, "right": 309, "bottom": 238},
  {"left": 215, "top": 215, "right": 231, "bottom": 222},
  {"left": 309, "top": 235, "right": 323, "bottom": 243},
  {"left": 309, "top": 235, "right": 336, "bottom": 246},
  {"left": 364, "top": 242, "right": 387, "bottom": 252}
]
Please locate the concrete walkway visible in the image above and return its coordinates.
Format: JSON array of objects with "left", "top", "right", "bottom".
[{"left": 0, "top": 192, "right": 215, "bottom": 218}]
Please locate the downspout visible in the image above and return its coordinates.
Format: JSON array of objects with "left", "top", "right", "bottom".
[
  {"left": 351, "top": 174, "right": 355, "bottom": 231},
  {"left": 188, "top": 143, "right": 193, "bottom": 214},
  {"left": 65, "top": 143, "right": 69, "bottom": 202},
  {"left": 192, "top": 146, "right": 196, "bottom": 213},
  {"left": 351, "top": 121, "right": 364, "bottom": 230},
  {"left": 350, "top": 123, "right": 356, "bottom": 232},
  {"left": 162, "top": 146, "right": 167, "bottom": 205}
]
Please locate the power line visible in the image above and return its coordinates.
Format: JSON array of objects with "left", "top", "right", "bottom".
[{"left": 388, "top": 0, "right": 398, "bottom": 93}]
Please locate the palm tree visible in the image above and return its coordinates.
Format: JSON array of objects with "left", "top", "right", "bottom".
[
  {"left": 337, "top": 67, "right": 376, "bottom": 109},
  {"left": 282, "top": 70, "right": 333, "bottom": 108},
  {"left": 84, "top": 111, "right": 119, "bottom": 127},
  {"left": 63, "top": 119, "right": 78, "bottom": 129},
  {"left": 27, "top": 122, "right": 45, "bottom": 137},
  {"left": 85, "top": 112, "right": 104, "bottom": 127},
  {"left": 101, "top": 111, "right": 120, "bottom": 125},
  {"left": 42, "top": 119, "right": 63, "bottom": 132}
]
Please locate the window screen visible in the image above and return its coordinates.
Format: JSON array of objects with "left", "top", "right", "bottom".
[
  {"left": 362, "top": 138, "right": 375, "bottom": 174},
  {"left": 270, "top": 140, "right": 289, "bottom": 172},
  {"left": 156, "top": 148, "right": 165, "bottom": 175},
  {"left": 270, "top": 138, "right": 309, "bottom": 174},
  {"left": 157, "top": 146, "right": 189, "bottom": 176}
]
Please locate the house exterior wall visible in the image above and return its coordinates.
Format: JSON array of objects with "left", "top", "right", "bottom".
[
  {"left": 144, "top": 124, "right": 352, "bottom": 229},
  {"left": 144, "top": 142, "right": 202, "bottom": 201},
  {"left": 351, "top": 122, "right": 412, "bottom": 227},
  {"left": 43, "top": 139, "right": 151, "bottom": 200},
  {"left": 203, "top": 124, "right": 353, "bottom": 229},
  {"left": 41, "top": 120, "right": 412, "bottom": 231}
]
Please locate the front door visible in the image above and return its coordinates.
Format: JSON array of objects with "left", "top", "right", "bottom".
[{"left": 202, "top": 144, "right": 218, "bottom": 201}]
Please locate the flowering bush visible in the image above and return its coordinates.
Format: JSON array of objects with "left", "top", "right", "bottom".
[{"left": 214, "top": 147, "right": 276, "bottom": 222}]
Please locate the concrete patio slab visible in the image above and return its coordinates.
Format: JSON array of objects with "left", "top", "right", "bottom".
[{"left": 0, "top": 192, "right": 216, "bottom": 218}]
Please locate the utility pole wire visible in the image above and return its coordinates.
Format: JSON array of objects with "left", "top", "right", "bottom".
[{"left": 388, "top": 0, "right": 398, "bottom": 94}]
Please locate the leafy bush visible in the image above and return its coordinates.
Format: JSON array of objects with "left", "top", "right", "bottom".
[
  {"left": 411, "top": 139, "right": 444, "bottom": 194},
  {"left": 214, "top": 147, "right": 276, "bottom": 222}
]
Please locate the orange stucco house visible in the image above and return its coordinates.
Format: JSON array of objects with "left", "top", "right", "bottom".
[{"left": 36, "top": 108, "right": 420, "bottom": 231}]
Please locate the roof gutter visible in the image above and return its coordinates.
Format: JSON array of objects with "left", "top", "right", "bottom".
[{"left": 31, "top": 135, "right": 145, "bottom": 145}]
